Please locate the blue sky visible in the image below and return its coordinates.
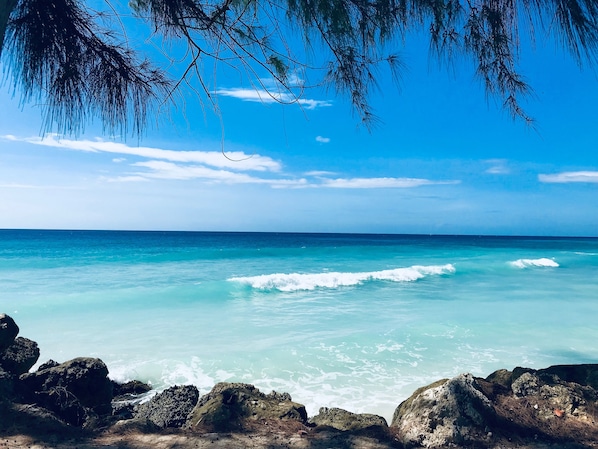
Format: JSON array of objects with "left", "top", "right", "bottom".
[{"left": 1, "top": 8, "right": 597, "bottom": 236}]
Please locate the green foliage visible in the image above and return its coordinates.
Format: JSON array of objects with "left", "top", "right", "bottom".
[
  {"left": 2, "top": 0, "right": 598, "bottom": 134},
  {"left": 3, "top": 0, "right": 170, "bottom": 136}
]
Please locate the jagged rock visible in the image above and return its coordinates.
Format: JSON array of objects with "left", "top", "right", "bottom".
[
  {"left": 309, "top": 406, "right": 388, "bottom": 431},
  {"left": 0, "top": 366, "right": 13, "bottom": 400},
  {"left": 0, "top": 314, "right": 19, "bottom": 353},
  {"left": 112, "top": 379, "right": 152, "bottom": 399},
  {"left": 509, "top": 368, "right": 598, "bottom": 420},
  {"left": 511, "top": 371, "right": 541, "bottom": 397},
  {"left": 538, "top": 364, "right": 598, "bottom": 391},
  {"left": 135, "top": 385, "right": 199, "bottom": 428},
  {"left": 34, "top": 386, "right": 88, "bottom": 426},
  {"left": 38, "top": 359, "right": 60, "bottom": 371},
  {"left": 0, "top": 337, "right": 40, "bottom": 375},
  {"left": 391, "top": 374, "right": 496, "bottom": 448},
  {"left": 187, "top": 382, "right": 308, "bottom": 431},
  {"left": 19, "top": 357, "right": 113, "bottom": 415}
]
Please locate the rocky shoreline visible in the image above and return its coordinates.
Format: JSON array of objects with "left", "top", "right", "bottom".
[{"left": 2, "top": 313, "right": 598, "bottom": 448}]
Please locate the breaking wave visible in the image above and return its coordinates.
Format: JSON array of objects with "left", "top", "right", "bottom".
[
  {"left": 228, "top": 264, "right": 455, "bottom": 292},
  {"left": 509, "top": 258, "right": 559, "bottom": 269}
]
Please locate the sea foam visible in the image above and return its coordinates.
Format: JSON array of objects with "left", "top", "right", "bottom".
[
  {"left": 228, "top": 264, "right": 455, "bottom": 292},
  {"left": 509, "top": 258, "right": 559, "bottom": 269}
]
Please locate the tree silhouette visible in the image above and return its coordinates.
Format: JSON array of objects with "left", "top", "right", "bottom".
[{"left": 2, "top": 0, "right": 598, "bottom": 136}]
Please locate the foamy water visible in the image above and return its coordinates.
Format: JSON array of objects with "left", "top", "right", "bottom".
[{"left": 1, "top": 231, "right": 597, "bottom": 421}]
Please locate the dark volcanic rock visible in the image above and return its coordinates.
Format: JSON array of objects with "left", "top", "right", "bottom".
[
  {"left": 188, "top": 382, "right": 308, "bottom": 431},
  {"left": 19, "top": 357, "right": 113, "bottom": 415},
  {"left": 37, "top": 359, "right": 60, "bottom": 371},
  {"left": 538, "top": 364, "right": 598, "bottom": 391},
  {"left": 0, "top": 337, "right": 40, "bottom": 375},
  {"left": 0, "top": 313, "right": 19, "bottom": 353},
  {"left": 135, "top": 385, "right": 199, "bottom": 428},
  {"left": 34, "top": 386, "right": 88, "bottom": 426},
  {"left": 310, "top": 406, "right": 388, "bottom": 431},
  {"left": 0, "top": 366, "right": 13, "bottom": 400},
  {"left": 392, "top": 373, "right": 496, "bottom": 448},
  {"left": 112, "top": 379, "right": 152, "bottom": 399}
]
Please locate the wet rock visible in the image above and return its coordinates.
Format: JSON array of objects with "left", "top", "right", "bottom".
[
  {"left": 391, "top": 373, "right": 496, "bottom": 448},
  {"left": 0, "top": 314, "right": 19, "bottom": 353},
  {"left": 0, "top": 337, "right": 40, "bottom": 376},
  {"left": 309, "top": 407, "right": 388, "bottom": 431},
  {"left": 19, "top": 357, "right": 113, "bottom": 415},
  {"left": 188, "top": 382, "right": 307, "bottom": 431},
  {"left": 112, "top": 379, "right": 152, "bottom": 399},
  {"left": 135, "top": 385, "right": 199, "bottom": 428}
]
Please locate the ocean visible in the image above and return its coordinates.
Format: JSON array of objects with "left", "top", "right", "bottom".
[{"left": 1, "top": 230, "right": 597, "bottom": 421}]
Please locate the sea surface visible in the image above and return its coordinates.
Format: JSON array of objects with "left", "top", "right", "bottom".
[{"left": 1, "top": 230, "right": 597, "bottom": 421}]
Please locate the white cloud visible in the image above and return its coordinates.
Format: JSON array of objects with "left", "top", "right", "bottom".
[
  {"left": 2, "top": 134, "right": 459, "bottom": 190},
  {"left": 3, "top": 134, "right": 281, "bottom": 172},
  {"left": 316, "top": 136, "right": 331, "bottom": 143},
  {"left": 305, "top": 170, "right": 337, "bottom": 177},
  {"left": 484, "top": 159, "right": 510, "bottom": 174},
  {"left": 538, "top": 171, "right": 598, "bottom": 183},
  {"left": 320, "top": 177, "right": 461, "bottom": 189},
  {"left": 215, "top": 87, "right": 332, "bottom": 110}
]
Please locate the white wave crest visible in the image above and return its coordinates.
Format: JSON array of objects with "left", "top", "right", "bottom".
[
  {"left": 228, "top": 264, "right": 455, "bottom": 292},
  {"left": 509, "top": 258, "right": 559, "bottom": 269}
]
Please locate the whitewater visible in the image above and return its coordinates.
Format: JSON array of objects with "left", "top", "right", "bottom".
[{"left": 1, "top": 230, "right": 597, "bottom": 421}]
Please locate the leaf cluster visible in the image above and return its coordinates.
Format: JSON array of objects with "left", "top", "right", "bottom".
[{"left": 3, "top": 0, "right": 598, "bottom": 135}]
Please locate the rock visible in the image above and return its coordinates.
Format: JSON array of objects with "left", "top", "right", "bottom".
[
  {"left": 0, "top": 337, "right": 40, "bottom": 375},
  {"left": 112, "top": 379, "right": 152, "bottom": 399},
  {"left": 511, "top": 371, "right": 540, "bottom": 397},
  {"left": 0, "top": 366, "right": 13, "bottom": 400},
  {"left": 309, "top": 407, "right": 388, "bottom": 431},
  {"left": 19, "top": 357, "right": 113, "bottom": 415},
  {"left": 538, "top": 364, "right": 598, "bottom": 391},
  {"left": 38, "top": 359, "right": 60, "bottom": 371},
  {"left": 187, "top": 383, "right": 308, "bottom": 431},
  {"left": 391, "top": 373, "right": 496, "bottom": 448},
  {"left": 0, "top": 314, "right": 19, "bottom": 353},
  {"left": 510, "top": 368, "right": 598, "bottom": 420},
  {"left": 135, "top": 385, "right": 199, "bottom": 428},
  {"left": 34, "top": 386, "right": 88, "bottom": 426}
]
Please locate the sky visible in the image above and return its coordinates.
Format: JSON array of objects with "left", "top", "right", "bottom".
[{"left": 1, "top": 5, "right": 598, "bottom": 236}]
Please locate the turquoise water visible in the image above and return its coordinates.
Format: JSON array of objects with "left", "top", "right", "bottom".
[{"left": 1, "top": 230, "right": 597, "bottom": 420}]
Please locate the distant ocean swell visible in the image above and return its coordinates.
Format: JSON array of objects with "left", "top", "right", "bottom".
[{"left": 228, "top": 264, "right": 456, "bottom": 292}]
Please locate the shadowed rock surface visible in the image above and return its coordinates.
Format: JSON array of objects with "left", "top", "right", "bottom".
[
  {"left": 19, "top": 357, "right": 113, "bottom": 415},
  {"left": 135, "top": 385, "right": 199, "bottom": 428},
  {"left": 310, "top": 406, "right": 388, "bottom": 431},
  {"left": 0, "top": 337, "right": 40, "bottom": 376},
  {"left": 0, "top": 314, "right": 18, "bottom": 353},
  {"left": 187, "top": 382, "right": 308, "bottom": 431}
]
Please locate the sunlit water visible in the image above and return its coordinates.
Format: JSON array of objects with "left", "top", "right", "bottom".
[{"left": 1, "top": 230, "right": 597, "bottom": 421}]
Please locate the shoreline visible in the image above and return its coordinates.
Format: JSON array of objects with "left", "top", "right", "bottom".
[{"left": 3, "top": 313, "right": 598, "bottom": 448}]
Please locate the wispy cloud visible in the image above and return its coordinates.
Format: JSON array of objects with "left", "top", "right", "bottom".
[
  {"left": 320, "top": 177, "right": 461, "bottom": 189},
  {"left": 304, "top": 170, "right": 337, "bottom": 177},
  {"left": 484, "top": 159, "right": 510, "bottom": 174},
  {"left": 3, "top": 134, "right": 281, "bottom": 172},
  {"left": 316, "top": 136, "right": 331, "bottom": 143},
  {"left": 3, "top": 134, "right": 459, "bottom": 190},
  {"left": 538, "top": 171, "right": 598, "bottom": 183},
  {"left": 215, "top": 87, "right": 332, "bottom": 110}
]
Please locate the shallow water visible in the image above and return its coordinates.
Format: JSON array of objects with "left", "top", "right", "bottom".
[{"left": 1, "top": 230, "right": 597, "bottom": 420}]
